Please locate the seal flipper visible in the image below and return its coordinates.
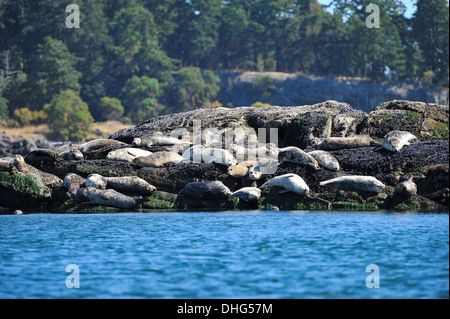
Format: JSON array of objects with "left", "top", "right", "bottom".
[{"left": 278, "top": 189, "right": 290, "bottom": 194}]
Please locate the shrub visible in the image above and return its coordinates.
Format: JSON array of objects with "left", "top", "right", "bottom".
[{"left": 13, "top": 108, "right": 47, "bottom": 125}]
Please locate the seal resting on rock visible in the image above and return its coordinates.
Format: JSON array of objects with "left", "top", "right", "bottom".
[
  {"left": 278, "top": 146, "right": 319, "bottom": 170},
  {"left": 11, "top": 155, "right": 62, "bottom": 187},
  {"left": 106, "top": 148, "right": 153, "bottom": 162},
  {"left": 248, "top": 158, "right": 278, "bottom": 181},
  {"left": 63, "top": 173, "right": 86, "bottom": 190},
  {"left": 60, "top": 144, "right": 84, "bottom": 161},
  {"left": 133, "top": 151, "right": 183, "bottom": 167},
  {"left": 181, "top": 145, "right": 236, "bottom": 166},
  {"left": 103, "top": 176, "right": 157, "bottom": 195},
  {"left": 320, "top": 175, "right": 385, "bottom": 193},
  {"left": 78, "top": 139, "right": 127, "bottom": 154},
  {"left": 69, "top": 187, "right": 144, "bottom": 210},
  {"left": 395, "top": 176, "right": 417, "bottom": 197},
  {"left": 378, "top": 130, "right": 419, "bottom": 152},
  {"left": 227, "top": 161, "right": 257, "bottom": 178},
  {"left": 307, "top": 150, "right": 340, "bottom": 171},
  {"left": 24, "top": 148, "right": 63, "bottom": 164},
  {"left": 261, "top": 173, "right": 310, "bottom": 196},
  {"left": 133, "top": 132, "right": 185, "bottom": 148},
  {"left": 180, "top": 181, "right": 232, "bottom": 199},
  {"left": 230, "top": 187, "right": 262, "bottom": 202},
  {"left": 85, "top": 174, "right": 107, "bottom": 189},
  {"left": 315, "top": 135, "right": 379, "bottom": 151}
]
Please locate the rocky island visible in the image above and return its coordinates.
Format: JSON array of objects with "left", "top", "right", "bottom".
[{"left": 0, "top": 100, "right": 448, "bottom": 213}]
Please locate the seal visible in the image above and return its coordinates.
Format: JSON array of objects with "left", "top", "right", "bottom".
[
  {"left": 103, "top": 176, "right": 157, "bottom": 195},
  {"left": 85, "top": 174, "right": 107, "bottom": 189},
  {"left": 106, "top": 148, "right": 153, "bottom": 162},
  {"left": 24, "top": 148, "right": 63, "bottom": 164},
  {"left": 307, "top": 150, "right": 340, "bottom": 171},
  {"left": 278, "top": 146, "right": 320, "bottom": 170},
  {"left": 248, "top": 158, "right": 278, "bottom": 181},
  {"left": 181, "top": 145, "right": 236, "bottom": 166},
  {"left": 230, "top": 187, "right": 262, "bottom": 202},
  {"left": 78, "top": 139, "right": 127, "bottom": 154},
  {"left": 11, "top": 155, "right": 62, "bottom": 187},
  {"left": 315, "top": 135, "right": 379, "bottom": 151},
  {"left": 60, "top": 144, "right": 84, "bottom": 161},
  {"left": 319, "top": 175, "right": 385, "bottom": 193},
  {"left": 395, "top": 176, "right": 417, "bottom": 197},
  {"left": 379, "top": 130, "right": 419, "bottom": 152},
  {"left": 133, "top": 151, "right": 183, "bottom": 167},
  {"left": 260, "top": 173, "right": 310, "bottom": 196},
  {"left": 231, "top": 143, "right": 279, "bottom": 160},
  {"left": 180, "top": 181, "right": 232, "bottom": 199},
  {"left": 182, "top": 145, "right": 206, "bottom": 163},
  {"left": 68, "top": 187, "right": 144, "bottom": 209},
  {"left": 63, "top": 173, "right": 86, "bottom": 190},
  {"left": 14, "top": 210, "right": 23, "bottom": 215},
  {"left": 133, "top": 132, "right": 184, "bottom": 148},
  {"left": 227, "top": 161, "right": 257, "bottom": 178}
]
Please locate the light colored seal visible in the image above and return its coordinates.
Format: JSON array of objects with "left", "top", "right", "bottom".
[
  {"left": 260, "top": 173, "right": 310, "bottom": 196},
  {"left": 60, "top": 144, "right": 84, "bottom": 161},
  {"left": 106, "top": 148, "right": 153, "bottom": 162},
  {"left": 68, "top": 187, "right": 143, "bottom": 210},
  {"left": 181, "top": 145, "right": 236, "bottom": 166},
  {"left": 14, "top": 210, "right": 23, "bottom": 215},
  {"left": 182, "top": 145, "right": 206, "bottom": 163},
  {"left": 227, "top": 161, "right": 257, "bottom": 178},
  {"left": 395, "top": 176, "right": 417, "bottom": 197},
  {"left": 231, "top": 143, "right": 279, "bottom": 160},
  {"left": 63, "top": 173, "right": 86, "bottom": 190},
  {"left": 103, "top": 176, "right": 157, "bottom": 195},
  {"left": 379, "top": 130, "right": 419, "bottom": 152},
  {"left": 248, "top": 158, "right": 278, "bottom": 181},
  {"left": 230, "top": 187, "right": 262, "bottom": 202},
  {"left": 133, "top": 151, "right": 183, "bottom": 167},
  {"left": 315, "top": 135, "right": 379, "bottom": 151},
  {"left": 11, "top": 155, "right": 62, "bottom": 187},
  {"left": 307, "top": 150, "right": 340, "bottom": 171},
  {"left": 180, "top": 181, "right": 232, "bottom": 199},
  {"left": 24, "top": 148, "right": 63, "bottom": 164},
  {"left": 278, "top": 146, "right": 320, "bottom": 170},
  {"left": 78, "top": 139, "right": 127, "bottom": 154},
  {"left": 85, "top": 173, "right": 107, "bottom": 189},
  {"left": 133, "top": 132, "right": 184, "bottom": 148},
  {"left": 319, "top": 175, "right": 385, "bottom": 193}
]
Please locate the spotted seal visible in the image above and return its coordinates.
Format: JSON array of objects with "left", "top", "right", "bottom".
[
  {"left": 395, "top": 176, "right": 417, "bottom": 197},
  {"left": 63, "top": 173, "right": 86, "bottom": 190},
  {"left": 78, "top": 139, "right": 127, "bottom": 154},
  {"left": 278, "top": 146, "right": 320, "bottom": 170},
  {"left": 24, "top": 148, "right": 63, "bottom": 164},
  {"left": 60, "top": 144, "right": 84, "bottom": 161},
  {"left": 133, "top": 132, "right": 184, "bottom": 148},
  {"left": 68, "top": 187, "right": 144, "bottom": 210},
  {"left": 103, "top": 176, "right": 157, "bottom": 195},
  {"left": 230, "top": 187, "right": 262, "bottom": 202},
  {"left": 315, "top": 135, "right": 380, "bottom": 151},
  {"left": 11, "top": 155, "right": 62, "bottom": 187},
  {"left": 379, "top": 130, "right": 419, "bottom": 152},
  {"left": 307, "top": 150, "right": 340, "bottom": 171},
  {"left": 261, "top": 173, "right": 310, "bottom": 196},
  {"left": 319, "top": 175, "right": 385, "bottom": 193},
  {"left": 180, "top": 181, "right": 232, "bottom": 199},
  {"left": 106, "top": 148, "right": 153, "bottom": 162},
  {"left": 133, "top": 151, "right": 183, "bottom": 167},
  {"left": 85, "top": 174, "right": 107, "bottom": 189}
]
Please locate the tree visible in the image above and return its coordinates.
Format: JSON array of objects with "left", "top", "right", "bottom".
[
  {"left": 0, "top": 95, "right": 8, "bottom": 121},
  {"left": 43, "top": 90, "right": 93, "bottom": 141},
  {"left": 29, "top": 37, "right": 81, "bottom": 106},
  {"left": 413, "top": 0, "right": 449, "bottom": 86},
  {"left": 122, "top": 76, "right": 163, "bottom": 123},
  {"left": 97, "top": 97, "right": 125, "bottom": 122}
]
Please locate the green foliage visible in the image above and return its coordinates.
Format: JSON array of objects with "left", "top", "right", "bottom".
[
  {"left": 403, "top": 111, "right": 421, "bottom": 123},
  {"left": 434, "top": 123, "right": 449, "bottom": 138},
  {"left": 251, "top": 76, "right": 276, "bottom": 103},
  {"left": 293, "top": 115, "right": 314, "bottom": 128},
  {"left": 0, "top": 171, "right": 51, "bottom": 199},
  {"left": 0, "top": 95, "right": 8, "bottom": 120},
  {"left": 43, "top": 90, "right": 93, "bottom": 141},
  {"left": 13, "top": 108, "right": 47, "bottom": 125},
  {"left": 97, "top": 97, "right": 124, "bottom": 122}
]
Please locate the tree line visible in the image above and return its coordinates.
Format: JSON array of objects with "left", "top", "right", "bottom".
[{"left": 0, "top": 0, "right": 448, "bottom": 140}]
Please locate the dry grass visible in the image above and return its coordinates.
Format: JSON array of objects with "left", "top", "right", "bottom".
[{"left": 0, "top": 121, "right": 133, "bottom": 142}]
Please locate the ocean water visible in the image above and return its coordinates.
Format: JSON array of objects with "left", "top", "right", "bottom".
[{"left": 0, "top": 211, "right": 448, "bottom": 299}]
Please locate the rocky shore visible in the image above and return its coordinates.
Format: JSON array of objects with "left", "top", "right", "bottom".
[{"left": 1, "top": 100, "right": 448, "bottom": 213}]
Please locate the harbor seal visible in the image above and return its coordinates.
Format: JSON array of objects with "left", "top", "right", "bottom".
[
  {"left": 103, "top": 176, "right": 157, "bottom": 195},
  {"left": 78, "top": 139, "right": 127, "bottom": 154},
  {"left": 180, "top": 181, "right": 232, "bottom": 199},
  {"left": 11, "top": 155, "right": 62, "bottom": 187},
  {"left": 307, "top": 150, "right": 340, "bottom": 171},
  {"left": 24, "top": 148, "right": 63, "bottom": 164},
  {"left": 85, "top": 174, "right": 107, "bottom": 189},
  {"left": 63, "top": 173, "right": 86, "bottom": 190},
  {"left": 248, "top": 158, "right": 278, "bottom": 180},
  {"left": 319, "top": 175, "right": 385, "bottom": 193},
  {"left": 231, "top": 143, "right": 279, "bottom": 160},
  {"left": 106, "top": 148, "right": 153, "bottom": 162},
  {"left": 278, "top": 146, "right": 320, "bottom": 170},
  {"left": 60, "top": 144, "right": 84, "bottom": 161},
  {"left": 133, "top": 151, "right": 183, "bottom": 167},
  {"left": 230, "top": 187, "right": 262, "bottom": 202},
  {"left": 181, "top": 145, "right": 236, "bottom": 166},
  {"left": 260, "top": 173, "right": 310, "bottom": 195},
  {"left": 315, "top": 135, "right": 379, "bottom": 151},
  {"left": 378, "top": 130, "right": 419, "bottom": 152},
  {"left": 227, "top": 161, "right": 258, "bottom": 178},
  {"left": 133, "top": 132, "right": 184, "bottom": 148},
  {"left": 395, "top": 176, "right": 417, "bottom": 197}
]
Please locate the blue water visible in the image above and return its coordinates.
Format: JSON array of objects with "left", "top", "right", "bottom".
[{"left": 0, "top": 211, "right": 448, "bottom": 299}]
